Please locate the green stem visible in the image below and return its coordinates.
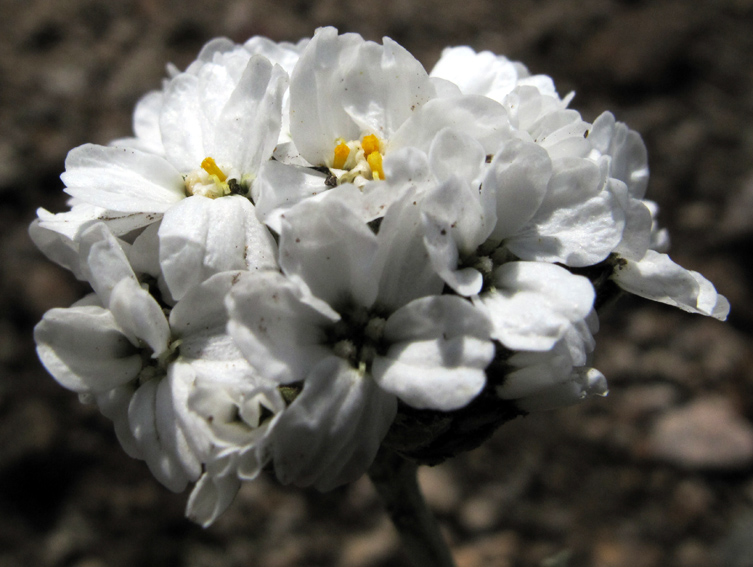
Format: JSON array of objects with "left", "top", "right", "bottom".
[{"left": 367, "top": 448, "right": 457, "bottom": 567}]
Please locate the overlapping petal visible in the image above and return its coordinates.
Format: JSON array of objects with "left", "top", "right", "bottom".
[
  {"left": 476, "top": 262, "right": 595, "bottom": 351},
  {"left": 62, "top": 144, "right": 185, "bottom": 213},
  {"left": 270, "top": 356, "right": 397, "bottom": 491},
  {"left": 158, "top": 195, "right": 278, "bottom": 302},
  {"left": 34, "top": 303, "right": 141, "bottom": 393},
  {"left": 374, "top": 295, "right": 494, "bottom": 410},
  {"left": 226, "top": 271, "right": 335, "bottom": 385}
]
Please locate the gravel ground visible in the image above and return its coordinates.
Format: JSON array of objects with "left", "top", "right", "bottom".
[{"left": 2, "top": 1, "right": 752, "bottom": 566}]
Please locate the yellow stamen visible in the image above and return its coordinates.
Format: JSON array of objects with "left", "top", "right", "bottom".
[
  {"left": 201, "top": 157, "right": 227, "bottom": 182},
  {"left": 333, "top": 142, "right": 350, "bottom": 169},
  {"left": 361, "top": 134, "right": 380, "bottom": 156},
  {"left": 367, "top": 151, "right": 384, "bottom": 180}
]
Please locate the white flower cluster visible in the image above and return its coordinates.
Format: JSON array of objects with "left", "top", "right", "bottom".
[{"left": 31, "top": 27, "right": 729, "bottom": 526}]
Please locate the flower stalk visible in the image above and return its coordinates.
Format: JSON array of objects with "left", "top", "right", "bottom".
[{"left": 368, "top": 448, "right": 457, "bottom": 567}]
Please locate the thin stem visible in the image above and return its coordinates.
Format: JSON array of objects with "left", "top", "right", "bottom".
[{"left": 367, "top": 448, "right": 457, "bottom": 567}]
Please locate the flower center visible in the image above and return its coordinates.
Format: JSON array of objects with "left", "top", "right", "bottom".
[
  {"left": 326, "top": 304, "right": 387, "bottom": 373},
  {"left": 137, "top": 337, "right": 181, "bottom": 385},
  {"left": 184, "top": 157, "right": 247, "bottom": 199},
  {"left": 330, "top": 134, "right": 385, "bottom": 186}
]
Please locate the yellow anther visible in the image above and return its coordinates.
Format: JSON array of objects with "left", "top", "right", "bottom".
[
  {"left": 367, "top": 151, "right": 384, "bottom": 180},
  {"left": 361, "top": 134, "right": 381, "bottom": 156},
  {"left": 201, "top": 157, "right": 227, "bottom": 182},
  {"left": 333, "top": 142, "right": 350, "bottom": 169}
]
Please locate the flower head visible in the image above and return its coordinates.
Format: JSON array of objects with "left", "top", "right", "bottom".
[{"left": 31, "top": 29, "right": 729, "bottom": 528}]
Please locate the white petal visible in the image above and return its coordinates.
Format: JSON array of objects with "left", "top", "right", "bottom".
[
  {"left": 159, "top": 73, "right": 206, "bottom": 172},
  {"left": 271, "top": 356, "right": 397, "bottom": 490},
  {"left": 505, "top": 86, "right": 568, "bottom": 132},
  {"left": 34, "top": 305, "right": 141, "bottom": 393},
  {"left": 226, "top": 272, "right": 334, "bottom": 384},
  {"left": 589, "top": 111, "right": 649, "bottom": 200},
  {"left": 358, "top": 147, "right": 434, "bottom": 221},
  {"left": 270, "top": 140, "right": 312, "bottom": 166},
  {"left": 612, "top": 250, "right": 730, "bottom": 320},
  {"left": 498, "top": 343, "right": 575, "bottom": 399},
  {"left": 158, "top": 195, "right": 277, "bottom": 301},
  {"left": 77, "top": 222, "right": 137, "bottom": 306},
  {"left": 430, "top": 46, "right": 556, "bottom": 103},
  {"left": 529, "top": 109, "right": 591, "bottom": 160},
  {"left": 169, "top": 271, "right": 252, "bottom": 365},
  {"left": 166, "top": 362, "right": 211, "bottom": 469},
  {"left": 428, "top": 127, "right": 487, "bottom": 185},
  {"left": 109, "top": 278, "right": 171, "bottom": 356},
  {"left": 62, "top": 144, "right": 185, "bottom": 213},
  {"left": 244, "top": 36, "right": 307, "bottom": 75},
  {"left": 373, "top": 346, "right": 489, "bottom": 411},
  {"left": 476, "top": 262, "right": 595, "bottom": 351},
  {"left": 29, "top": 217, "right": 85, "bottom": 279},
  {"left": 111, "top": 90, "right": 165, "bottom": 155},
  {"left": 186, "top": 471, "right": 241, "bottom": 527},
  {"left": 421, "top": 176, "right": 491, "bottom": 296},
  {"left": 279, "top": 196, "right": 379, "bottom": 309},
  {"left": 213, "top": 55, "right": 288, "bottom": 174},
  {"left": 375, "top": 295, "right": 493, "bottom": 410},
  {"left": 383, "top": 146, "right": 433, "bottom": 184},
  {"left": 537, "top": 157, "right": 603, "bottom": 208},
  {"left": 36, "top": 203, "right": 158, "bottom": 241},
  {"left": 374, "top": 188, "right": 444, "bottom": 310},
  {"left": 484, "top": 138, "right": 551, "bottom": 242},
  {"left": 190, "top": 37, "right": 238, "bottom": 69},
  {"left": 494, "top": 311, "right": 599, "bottom": 400},
  {"left": 430, "top": 47, "right": 519, "bottom": 101},
  {"left": 506, "top": 158, "right": 625, "bottom": 266},
  {"left": 507, "top": 191, "right": 626, "bottom": 266},
  {"left": 128, "top": 221, "right": 162, "bottom": 278},
  {"left": 611, "top": 190, "right": 652, "bottom": 261},
  {"left": 430, "top": 77, "right": 463, "bottom": 98},
  {"left": 132, "top": 91, "right": 165, "bottom": 153},
  {"left": 391, "top": 95, "right": 512, "bottom": 154},
  {"left": 252, "top": 160, "right": 328, "bottom": 233},
  {"left": 95, "top": 384, "right": 142, "bottom": 459},
  {"left": 128, "top": 379, "right": 192, "bottom": 492}
]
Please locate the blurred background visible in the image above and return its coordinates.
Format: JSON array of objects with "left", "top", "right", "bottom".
[{"left": 1, "top": 0, "right": 752, "bottom": 565}]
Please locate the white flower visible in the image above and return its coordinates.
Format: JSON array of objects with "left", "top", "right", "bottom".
[
  {"left": 34, "top": 222, "right": 276, "bottom": 493},
  {"left": 419, "top": 130, "right": 627, "bottom": 305},
  {"left": 45, "top": 52, "right": 287, "bottom": 242},
  {"left": 30, "top": 29, "right": 731, "bottom": 528},
  {"left": 253, "top": 27, "right": 513, "bottom": 227},
  {"left": 288, "top": 27, "right": 436, "bottom": 178},
  {"left": 227, "top": 192, "right": 495, "bottom": 490}
]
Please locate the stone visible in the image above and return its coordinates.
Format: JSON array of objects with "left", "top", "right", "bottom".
[{"left": 648, "top": 397, "right": 753, "bottom": 470}]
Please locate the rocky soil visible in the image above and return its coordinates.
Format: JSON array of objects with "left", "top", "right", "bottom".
[{"left": 2, "top": 1, "right": 753, "bottom": 566}]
